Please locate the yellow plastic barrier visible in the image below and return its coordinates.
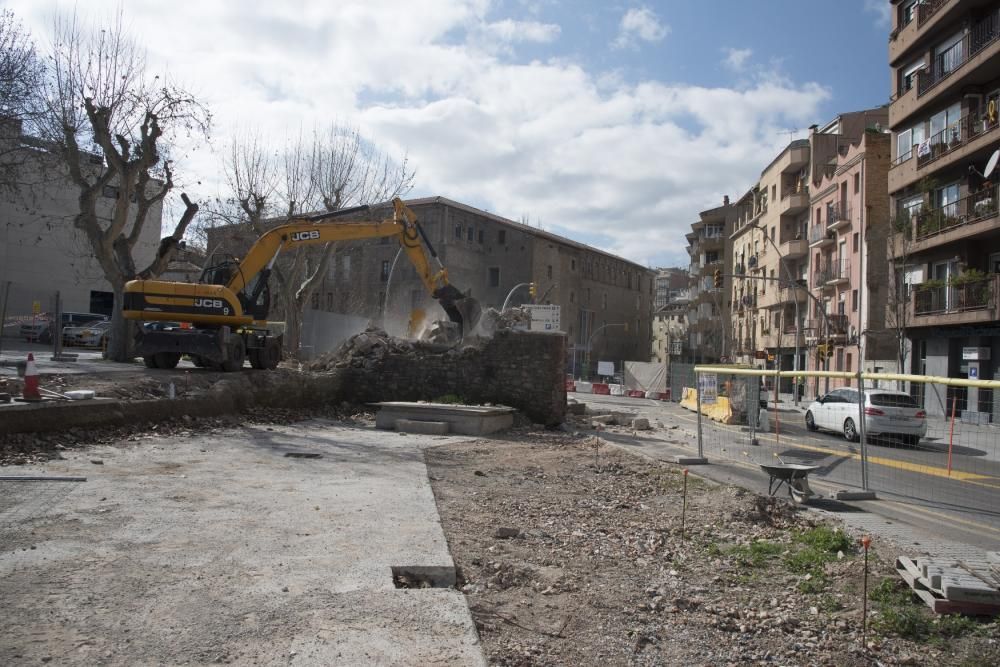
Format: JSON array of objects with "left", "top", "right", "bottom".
[{"left": 679, "top": 387, "right": 735, "bottom": 424}]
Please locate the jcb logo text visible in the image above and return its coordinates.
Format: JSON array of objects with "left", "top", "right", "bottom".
[
  {"left": 194, "top": 298, "right": 224, "bottom": 309},
  {"left": 291, "top": 230, "right": 321, "bottom": 242}
]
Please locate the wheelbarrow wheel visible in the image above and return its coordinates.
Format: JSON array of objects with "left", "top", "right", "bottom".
[{"left": 789, "top": 477, "right": 814, "bottom": 505}]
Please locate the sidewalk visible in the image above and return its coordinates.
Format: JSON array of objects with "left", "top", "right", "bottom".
[{"left": 0, "top": 422, "right": 485, "bottom": 665}]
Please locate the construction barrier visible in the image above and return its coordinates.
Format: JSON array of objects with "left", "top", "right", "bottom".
[
  {"left": 574, "top": 381, "right": 593, "bottom": 394},
  {"left": 565, "top": 379, "right": 576, "bottom": 392},
  {"left": 691, "top": 366, "right": 1000, "bottom": 519},
  {"left": 592, "top": 383, "right": 610, "bottom": 395},
  {"left": 678, "top": 387, "right": 736, "bottom": 424}
]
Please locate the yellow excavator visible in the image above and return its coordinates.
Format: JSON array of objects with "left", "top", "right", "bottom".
[{"left": 123, "top": 198, "right": 480, "bottom": 371}]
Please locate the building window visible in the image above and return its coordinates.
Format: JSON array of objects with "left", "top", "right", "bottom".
[
  {"left": 455, "top": 224, "right": 462, "bottom": 239},
  {"left": 853, "top": 173, "right": 860, "bottom": 193},
  {"left": 326, "top": 292, "right": 333, "bottom": 310},
  {"left": 498, "top": 230, "right": 506, "bottom": 244},
  {"left": 602, "top": 292, "right": 608, "bottom": 310},
  {"left": 311, "top": 293, "right": 319, "bottom": 309},
  {"left": 102, "top": 185, "right": 119, "bottom": 199},
  {"left": 571, "top": 259, "right": 576, "bottom": 271},
  {"left": 852, "top": 289, "right": 859, "bottom": 312},
  {"left": 570, "top": 290, "right": 575, "bottom": 303},
  {"left": 478, "top": 230, "right": 484, "bottom": 244},
  {"left": 380, "top": 260, "right": 390, "bottom": 282},
  {"left": 343, "top": 255, "right": 351, "bottom": 279},
  {"left": 853, "top": 232, "right": 859, "bottom": 252},
  {"left": 547, "top": 265, "right": 553, "bottom": 279},
  {"left": 467, "top": 227, "right": 474, "bottom": 242},
  {"left": 488, "top": 267, "right": 500, "bottom": 287}
]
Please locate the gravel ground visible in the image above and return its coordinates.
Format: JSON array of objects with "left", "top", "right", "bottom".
[{"left": 427, "top": 431, "right": 1000, "bottom": 666}]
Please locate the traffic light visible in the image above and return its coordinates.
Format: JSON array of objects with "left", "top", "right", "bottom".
[
  {"left": 528, "top": 282, "right": 537, "bottom": 299},
  {"left": 713, "top": 269, "right": 723, "bottom": 289},
  {"left": 816, "top": 343, "right": 829, "bottom": 363}
]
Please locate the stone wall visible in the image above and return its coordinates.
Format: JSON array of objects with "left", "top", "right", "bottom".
[{"left": 344, "top": 330, "right": 567, "bottom": 425}]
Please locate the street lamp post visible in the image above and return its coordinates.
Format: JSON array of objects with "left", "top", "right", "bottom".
[
  {"left": 753, "top": 224, "right": 802, "bottom": 405},
  {"left": 584, "top": 322, "right": 625, "bottom": 381}
]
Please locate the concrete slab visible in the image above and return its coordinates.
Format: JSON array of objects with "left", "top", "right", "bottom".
[
  {"left": 0, "top": 421, "right": 485, "bottom": 666},
  {"left": 374, "top": 402, "right": 514, "bottom": 436}
]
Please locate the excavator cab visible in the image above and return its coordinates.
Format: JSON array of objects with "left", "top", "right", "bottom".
[{"left": 199, "top": 254, "right": 241, "bottom": 287}]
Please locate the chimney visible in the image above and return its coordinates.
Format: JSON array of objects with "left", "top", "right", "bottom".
[
  {"left": 809, "top": 124, "right": 819, "bottom": 135},
  {"left": 723, "top": 195, "right": 730, "bottom": 206}
]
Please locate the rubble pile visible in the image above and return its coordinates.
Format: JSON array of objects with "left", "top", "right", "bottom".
[{"left": 307, "top": 327, "right": 419, "bottom": 371}]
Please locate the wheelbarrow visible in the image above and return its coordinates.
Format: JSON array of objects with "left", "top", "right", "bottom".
[{"left": 759, "top": 463, "right": 818, "bottom": 505}]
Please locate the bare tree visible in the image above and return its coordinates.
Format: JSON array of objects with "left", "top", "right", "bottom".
[
  {"left": 210, "top": 122, "right": 414, "bottom": 356},
  {"left": 882, "top": 212, "right": 915, "bottom": 379},
  {"left": 36, "top": 11, "right": 210, "bottom": 361},
  {"left": 0, "top": 9, "right": 45, "bottom": 190}
]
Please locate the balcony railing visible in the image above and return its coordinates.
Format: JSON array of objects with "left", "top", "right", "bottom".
[
  {"left": 828, "top": 203, "right": 851, "bottom": 225},
  {"left": 909, "top": 111, "right": 1000, "bottom": 170},
  {"left": 917, "top": 0, "right": 950, "bottom": 28},
  {"left": 808, "top": 224, "right": 833, "bottom": 244},
  {"left": 815, "top": 259, "right": 850, "bottom": 285},
  {"left": 914, "top": 277, "right": 996, "bottom": 315},
  {"left": 781, "top": 184, "right": 809, "bottom": 199},
  {"left": 802, "top": 314, "right": 849, "bottom": 336},
  {"left": 918, "top": 9, "right": 1000, "bottom": 97},
  {"left": 894, "top": 184, "right": 1000, "bottom": 241}
]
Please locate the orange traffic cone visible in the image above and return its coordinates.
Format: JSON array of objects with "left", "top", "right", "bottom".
[{"left": 23, "top": 352, "right": 41, "bottom": 401}]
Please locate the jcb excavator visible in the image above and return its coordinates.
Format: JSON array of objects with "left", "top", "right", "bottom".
[{"left": 123, "top": 198, "right": 480, "bottom": 371}]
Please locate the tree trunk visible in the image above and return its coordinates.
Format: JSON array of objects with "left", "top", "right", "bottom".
[
  {"left": 105, "top": 284, "right": 135, "bottom": 363},
  {"left": 284, "top": 305, "right": 303, "bottom": 359}
]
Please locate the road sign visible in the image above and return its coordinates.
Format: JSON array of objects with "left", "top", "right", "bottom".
[
  {"left": 32, "top": 300, "right": 41, "bottom": 315},
  {"left": 699, "top": 373, "right": 718, "bottom": 404},
  {"left": 524, "top": 304, "right": 561, "bottom": 332},
  {"left": 969, "top": 367, "right": 979, "bottom": 379}
]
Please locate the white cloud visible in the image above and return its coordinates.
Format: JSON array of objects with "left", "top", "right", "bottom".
[
  {"left": 481, "top": 19, "right": 560, "bottom": 43},
  {"left": 722, "top": 47, "right": 753, "bottom": 72},
  {"left": 612, "top": 6, "right": 669, "bottom": 50},
  {"left": 8, "top": 0, "right": 830, "bottom": 267},
  {"left": 863, "top": 0, "right": 891, "bottom": 28}
]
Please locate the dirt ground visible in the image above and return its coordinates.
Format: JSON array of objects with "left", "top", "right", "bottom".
[{"left": 427, "top": 431, "right": 1000, "bottom": 666}]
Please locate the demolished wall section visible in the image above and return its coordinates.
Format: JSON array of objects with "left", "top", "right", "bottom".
[{"left": 343, "top": 330, "right": 566, "bottom": 426}]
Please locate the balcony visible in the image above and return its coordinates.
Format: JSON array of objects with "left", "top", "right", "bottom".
[
  {"left": 747, "top": 254, "right": 764, "bottom": 272},
  {"left": 779, "top": 235, "right": 809, "bottom": 258},
  {"left": 699, "top": 259, "right": 723, "bottom": 276},
  {"left": 892, "top": 184, "right": 1000, "bottom": 255},
  {"left": 808, "top": 224, "right": 835, "bottom": 248},
  {"left": 918, "top": 9, "right": 1000, "bottom": 99},
  {"left": 779, "top": 282, "right": 809, "bottom": 304},
  {"left": 778, "top": 185, "right": 809, "bottom": 214},
  {"left": 910, "top": 276, "right": 999, "bottom": 327},
  {"left": 815, "top": 259, "right": 851, "bottom": 287},
  {"left": 826, "top": 203, "right": 851, "bottom": 232}
]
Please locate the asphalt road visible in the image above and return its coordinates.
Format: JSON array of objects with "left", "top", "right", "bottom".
[{"left": 574, "top": 392, "right": 1000, "bottom": 549}]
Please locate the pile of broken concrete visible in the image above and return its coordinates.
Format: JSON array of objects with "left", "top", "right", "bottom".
[{"left": 307, "top": 327, "right": 416, "bottom": 371}]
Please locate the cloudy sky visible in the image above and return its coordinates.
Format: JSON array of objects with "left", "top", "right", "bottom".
[{"left": 8, "top": 0, "right": 891, "bottom": 267}]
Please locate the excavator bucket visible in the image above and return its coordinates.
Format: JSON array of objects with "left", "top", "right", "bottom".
[{"left": 432, "top": 285, "right": 482, "bottom": 336}]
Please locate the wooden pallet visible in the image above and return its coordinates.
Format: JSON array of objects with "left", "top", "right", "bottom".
[{"left": 896, "top": 557, "right": 1000, "bottom": 616}]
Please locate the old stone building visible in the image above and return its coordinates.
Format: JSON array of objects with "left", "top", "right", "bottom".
[{"left": 207, "top": 196, "right": 654, "bottom": 374}]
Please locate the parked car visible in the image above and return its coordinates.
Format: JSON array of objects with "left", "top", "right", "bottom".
[
  {"left": 62, "top": 320, "right": 113, "bottom": 348},
  {"left": 804, "top": 388, "right": 926, "bottom": 445},
  {"left": 21, "top": 312, "right": 108, "bottom": 343}
]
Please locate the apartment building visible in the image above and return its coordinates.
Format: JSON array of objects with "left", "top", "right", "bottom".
[
  {"left": 805, "top": 130, "right": 895, "bottom": 396},
  {"left": 729, "top": 109, "right": 888, "bottom": 393},
  {"left": 888, "top": 0, "right": 1000, "bottom": 419},
  {"left": 654, "top": 267, "right": 689, "bottom": 309},
  {"left": 651, "top": 300, "right": 688, "bottom": 364},
  {"left": 685, "top": 199, "right": 734, "bottom": 363},
  {"left": 208, "top": 196, "right": 655, "bottom": 373}
]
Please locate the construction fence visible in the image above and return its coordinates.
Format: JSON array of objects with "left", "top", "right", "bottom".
[
  {"left": 684, "top": 366, "right": 1000, "bottom": 523},
  {"left": 0, "top": 281, "right": 63, "bottom": 360}
]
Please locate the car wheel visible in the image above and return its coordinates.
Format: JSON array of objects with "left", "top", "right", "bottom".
[
  {"left": 843, "top": 418, "right": 859, "bottom": 442},
  {"left": 805, "top": 411, "right": 818, "bottom": 432}
]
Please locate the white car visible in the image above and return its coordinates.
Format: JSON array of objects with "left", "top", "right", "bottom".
[
  {"left": 804, "top": 388, "right": 927, "bottom": 446},
  {"left": 62, "top": 320, "right": 112, "bottom": 348}
]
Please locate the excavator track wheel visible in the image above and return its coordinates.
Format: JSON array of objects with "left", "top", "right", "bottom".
[
  {"left": 222, "top": 337, "right": 246, "bottom": 372},
  {"left": 153, "top": 352, "right": 181, "bottom": 370}
]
